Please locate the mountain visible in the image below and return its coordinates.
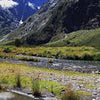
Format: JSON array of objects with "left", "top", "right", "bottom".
[
  {"left": 8, "top": 0, "right": 48, "bottom": 21},
  {"left": 0, "top": 0, "right": 48, "bottom": 21},
  {"left": 0, "top": 0, "right": 48, "bottom": 37},
  {"left": 6, "top": 0, "right": 61, "bottom": 41},
  {"left": 17, "top": 0, "right": 100, "bottom": 46},
  {"left": 0, "top": 6, "right": 18, "bottom": 37}
]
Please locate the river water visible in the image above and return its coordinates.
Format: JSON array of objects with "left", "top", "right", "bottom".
[{"left": 0, "top": 55, "right": 100, "bottom": 73}]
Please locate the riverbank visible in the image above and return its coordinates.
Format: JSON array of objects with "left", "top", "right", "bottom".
[
  {"left": 0, "top": 62, "right": 99, "bottom": 99},
  {"left": 0, "top": 54, "right": 100, "bottom": 73}
]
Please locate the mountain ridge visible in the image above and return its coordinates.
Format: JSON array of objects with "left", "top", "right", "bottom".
[
  {"left": 0, "top": 0, "right": 48, "bottom": 37},
  {"left": 1, "top": 0, "right": 100, "bottom": 48},
  {"left": 24, "top": 0, "right": 100, "bottom": 46},
  {"left": 6, "top": 0, "right": 61, "bottom": 41}
]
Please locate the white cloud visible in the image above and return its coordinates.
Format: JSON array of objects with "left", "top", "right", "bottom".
[
  {"left": 0, "top": 0, "right": 18, "bottom": 9},
  {"left": 28, "top": 2, "right": 35, "bottom": 10}
]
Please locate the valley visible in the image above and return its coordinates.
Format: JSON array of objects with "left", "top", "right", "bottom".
[
  {"left": 0, "top": 0, "right": 100, "bottom": 100},
  {"left": 0, "top": 45, "right": 99, "bottom": 99}
]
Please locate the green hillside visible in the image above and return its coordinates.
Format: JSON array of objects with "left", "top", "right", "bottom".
[
  {"left": 24, "top": 0, "right": 100, "bottom": 45},
  {"left": 45, "top": 28, "right": 100, "bottom": 48}
]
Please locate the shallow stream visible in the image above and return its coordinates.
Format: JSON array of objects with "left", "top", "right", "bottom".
[{"left": 0, "top": 54, "right": 100, "bottom": 73}]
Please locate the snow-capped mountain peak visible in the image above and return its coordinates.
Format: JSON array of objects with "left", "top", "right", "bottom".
[
  {"left": 0, "top": 0, "right": 18, "bottom": 9},
  {"left": 0, "top": 0, "right": 48, "bottom": 21},
  {"left": 0, "top": 0, "right": 48, "bottom": 37}
]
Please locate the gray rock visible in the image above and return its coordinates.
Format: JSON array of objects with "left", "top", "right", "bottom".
[{"left": 22, "top": 87, "right": 32, "bottom": 94}]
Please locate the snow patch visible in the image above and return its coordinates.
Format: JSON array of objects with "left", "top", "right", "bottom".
[
  {"left": 37, "top": 6, "right": 41, "bottom": 10},
  {"left": 0, "top": 0, "right": 18, "bottom": 9},
  {"left": 28, "top": 2, "right": 35, "bottom": 10},
  {"left": 19, "top": 20, "right": 23, "bottom": 25}
]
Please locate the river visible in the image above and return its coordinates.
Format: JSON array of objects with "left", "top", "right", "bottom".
[{"left": 0, "top": 54, "right": 100, "bottom": 73}]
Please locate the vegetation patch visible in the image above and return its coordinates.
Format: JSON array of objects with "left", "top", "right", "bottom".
[
  {"left": 0, "top": 46, "right": 100, "bottom": 61},
  {"left": 0, "top": 62, "right": 99, "bottom": 99},
  {"left": 45, "top": 28, "right": 100, "bottom": 48}
]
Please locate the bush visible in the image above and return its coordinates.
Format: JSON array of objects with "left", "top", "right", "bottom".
[
  {"left": 32, "top": 79, "right": 41, "bottom": 97},
  {"left": 0, "top": 84, "right": 2, "bottom": 90},
  {"left": 81, "top": 53, "right": 93, "bottom": 60},
  {"left": 61, "top": 83, "right": 80, "bottom": 100},
  {"left": 63, "top": 54, "right": 79, "bottom": 60},
  {"left": 17, "top": 57, "right": 40, "bottom": 62},
  {"left": 48, "top": 59, "right": 53, "bottom": 63},
  {"left": 50, "top": 84, "right": 54, "bottom": 93},
  {"left": 3, "top": 47, "right": 11, "bottom": 53},
  {"left": 61, "top": 89, "right": 80, "bottom": 100},
  {"left": 55, "top": 50, "right": 62, "bottom": 59},
  {"left": 15, "top": 39, "right": 21, "bottom": 47},
  {"left": 16, "top": 74, "right": 22, "bottom": 88},
  {"left": 93, "top": 53, "right": 100, "bottom": 61}
]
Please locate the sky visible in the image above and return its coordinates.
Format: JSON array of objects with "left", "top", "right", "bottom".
[{"left": 0, "top": 0, "right": 48, "bottom": 9}]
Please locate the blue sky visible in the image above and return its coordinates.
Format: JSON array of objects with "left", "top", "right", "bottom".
[{"left": 0, "top": 0, "right": 48, "bottom": 9}]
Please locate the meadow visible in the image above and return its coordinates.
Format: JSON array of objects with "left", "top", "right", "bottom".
[{"left": 0, "top": 45, "right": 100, "bottom": 61}]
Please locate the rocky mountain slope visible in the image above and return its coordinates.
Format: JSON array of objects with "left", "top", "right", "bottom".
[
  {"left": 6, "top": 0, "right": 61, "bottom": 41},
  {"left": 8, "top": 0, "right": 48, "bottom": 21},
  {"left": 20, "top": 0, "right": 100, "bottom": 45},
  {"left": 0, "top": 7, "right": 18, "bottom": 37},
  {"left": 0, "top": 0, "right": 48, "bottom": 37}
]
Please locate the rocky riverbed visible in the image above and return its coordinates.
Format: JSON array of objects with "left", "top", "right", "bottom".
[
  {"left": 1, "top": 54, "right": 100, "bottom": 73},
  {"left": 0, "top": 55, "right": 100, "bottom": 100}
]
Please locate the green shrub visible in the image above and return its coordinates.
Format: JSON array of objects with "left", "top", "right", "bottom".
[
  {"left": 32, "top": 79, "right": 41, "bottom": 97},
  {"left": 37, "top": 53, "right": 43, "bottom": 57},
  {"left": 62, "top": 54, "right": 79, "bottom": 60},
  {"left": 50, "top": 84, "right": 54, "bottom": 93},
  {"left": 3, "top": 48, "right": 11, "bottom": 53},
  {"left": 0, "top": 84, "right": 2, "bottom": 90},
  {"left": 1, "top": 78, "right": 8, "bottom": 84},
  {"left": 16, "top": 74, "right": 22, "bottom": 88},
  {"left": 55, "top": 50, "right": 62, "bottom": 59},
  {"left": 17, "top": 57, "right": 40, "bottom": 62},
  {"left": 93, "top": 53, "right": 100, "bottom": 61},
  {"left": 81, "top": 53, "right": 93, "bottom": 60},
  {"left": 61, "top": 90, "right": 80, "bottom": 100},
  {"left": 61, "top": 83, "right": 80, "bottom": 100},
  {"left": 15, "top": 39, "right": 21, "bottom": 47},
  {"left": 48, "top": 59, "right": 53, "bottom": 63}
]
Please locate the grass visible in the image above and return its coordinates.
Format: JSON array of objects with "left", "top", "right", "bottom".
[
  {"left": 0, "top": 62, "right": 99, "bottom": 98},
  {"left": 32, "top": 79, "right": 41, "bottom": 97},
  {"left": 17, "top": 56, "right": 40, "bottom": 62},
  {"left": 0, "top": 46, "right": 100, "bottom": 61},
  {"left": 61, "top": 83, "right": 80, "bottom": 100},
  {"left": 45, "top": 28, "right": 100, "bottom": 48},
  {"left": 0, "top": 62, "right": 65, "bottom": 97}
]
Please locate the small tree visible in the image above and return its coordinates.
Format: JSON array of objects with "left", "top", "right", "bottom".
[
  {"left": 3, "top": 47, "right": 11, "bottom": 53},
  {"left": 15, "top": 39, "right": 21, "bottom": 47}
]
